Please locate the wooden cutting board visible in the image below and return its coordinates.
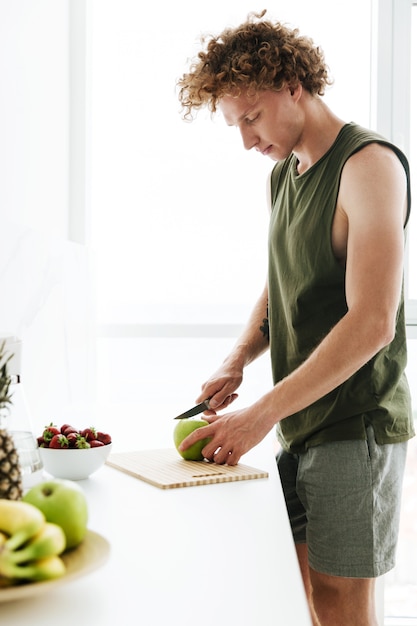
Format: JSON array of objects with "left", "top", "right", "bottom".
[{"left": 106, "top": 448, "right": 268, "bottom": 489}]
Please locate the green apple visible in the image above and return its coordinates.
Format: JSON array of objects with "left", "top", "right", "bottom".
[
  {"left": 22, "top": 479, "right": 88, "bottom": 550},
  {"left": 173, "top": 418, "right": 212, "bottom": 461}
]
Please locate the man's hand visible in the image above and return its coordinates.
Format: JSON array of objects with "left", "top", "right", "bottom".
[
  {"left": 178, "top": 404, "right": 274, "bottom": 465},
  {"left": 201, "top": 393, "right": 239, "bottom": 416},
  {"left": 195, "top": 355, "right": 245, "bottom": 414}
]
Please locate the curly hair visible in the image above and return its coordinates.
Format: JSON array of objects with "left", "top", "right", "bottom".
[{"left": 178, "top": 10, "right": 332, "bottom": 120}]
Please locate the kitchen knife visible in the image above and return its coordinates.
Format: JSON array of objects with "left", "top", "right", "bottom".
[{"left": 173, "top": 398, "right": 212, "bottom": 420}]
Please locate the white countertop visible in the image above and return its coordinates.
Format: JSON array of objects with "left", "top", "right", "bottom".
[{"left": 2, "top": 433, "right": 311, "bottom": 625}]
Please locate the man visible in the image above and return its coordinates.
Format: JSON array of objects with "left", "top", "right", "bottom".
[{"left": 176, "top": 11, "right": 414, "bottom": 626}]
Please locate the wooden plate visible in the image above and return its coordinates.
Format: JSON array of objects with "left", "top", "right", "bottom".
[{"left": 0, "top": 529, "right": 110, "bottom": 603}]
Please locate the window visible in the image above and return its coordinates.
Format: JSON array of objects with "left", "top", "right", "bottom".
[
  {"left": 384, "top": 2, "right": 417, "bottom": 622},
  {"left": 384, "top": 339, "right": 417, "bottom": 622},
  {"left": 90, "top": 0, "right": 372, "bottom": 331},
  {"left": 407, "top": 3, "right": 417, "bottom": 303}
]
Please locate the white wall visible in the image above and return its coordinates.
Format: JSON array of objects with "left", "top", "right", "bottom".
[
  {"left": 0, "top": 0, "right": 94, "bottom": 431},
  {"left": 0, "top": 0, "right": 70, "bottom": 237}
]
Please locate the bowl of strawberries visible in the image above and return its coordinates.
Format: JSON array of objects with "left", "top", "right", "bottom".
[{"left": 37, "top": 423, "right": 113, "bottom": 480}]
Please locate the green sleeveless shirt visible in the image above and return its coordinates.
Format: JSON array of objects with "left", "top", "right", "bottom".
[{"left": 268, "top": 122, "right": 414, "bottom": 453}]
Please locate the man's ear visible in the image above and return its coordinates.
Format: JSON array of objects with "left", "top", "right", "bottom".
[{"left": 289, "top": 83, "right": 302, "bottom": 101}]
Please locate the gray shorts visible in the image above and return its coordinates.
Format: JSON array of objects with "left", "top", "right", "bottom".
[{"left": 276, "top": 425, "right": 408, "bottom": 578}]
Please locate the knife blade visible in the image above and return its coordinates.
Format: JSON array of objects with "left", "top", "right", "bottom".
[{"left": 173, "top": 398, "right": 211, "bottom": 420}]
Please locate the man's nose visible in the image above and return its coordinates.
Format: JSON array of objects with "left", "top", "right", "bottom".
[{"left": 240, "top": 128, "right": 258, "bottom": 151}]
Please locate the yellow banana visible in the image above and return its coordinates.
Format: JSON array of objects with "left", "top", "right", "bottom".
[
  {"left": 27, "top": 555, "right": 66, "bottom": 581},
  {"left": 0, "top": 554, "right": 66, "bottom": 582},
  {"left": 0, "top": 500, "right": 45, "bottom": 551},
  {"left": 4, "top": 522, "right": 66, "bottom": 566}
]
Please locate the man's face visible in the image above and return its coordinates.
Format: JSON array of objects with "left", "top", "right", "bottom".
[{"left": 219, "top": 87, "right": 303, "bottom": 161}]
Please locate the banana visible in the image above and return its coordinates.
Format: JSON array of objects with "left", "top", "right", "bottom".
[
  {"left": 28, "top": 555, "right": 66, "bottom": 581},
  {"left": 25, "top": 555, "right": 66, "bottom": 581},
  {"left": 3, "top": 522, "right": 66, "bottom": 566},
  {"left": 0, "top": 502, "right": 68, "bottom": 585},
  {"left": 0, "top": 500, "right": 45, "bottom": 551},
  {"left": 0, "top": 554, "right": 66, "bottom": 582}
]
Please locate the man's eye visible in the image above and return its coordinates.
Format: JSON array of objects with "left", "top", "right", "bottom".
[{"left": 246, "top": 114, "right": 259, "bottom": 124}]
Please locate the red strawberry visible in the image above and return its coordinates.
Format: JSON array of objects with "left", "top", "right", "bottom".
[
  {"left": 97, "top": 431, "right": 112, "bottom": 445},
  {"left": 90, "top": 439, "right": 104, "bottom": 447},
  {"left": 75, "top": 436, "right": 90, "bottom": 449},
  {"left": 66, "top": 432, "right": 79, "bottom": 447},
  {"left": 60, "top": 423, "right": 74, "bottom": 434},
  {"left": 49, "top": 434, "right": 69, "bottom": 449},
  {"left": 37, "top": 436, "right": 47, "bottom": 448},
  {"left": 63, "top": 426, "right": 79, "bottom": 436},
  {"left": 80, "top": 427, "right": 97, "bottom": 442},
  {"left": 42, "top": 423, "right": 60, "bottom": 443}
]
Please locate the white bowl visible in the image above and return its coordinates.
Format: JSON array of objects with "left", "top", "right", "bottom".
[{"left": 39, "top": 443, "right": 113, "bottom": 480}]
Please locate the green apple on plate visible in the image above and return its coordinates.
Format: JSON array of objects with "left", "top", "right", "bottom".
[
  {"left": 23, "top": 479, "right": 88, "bottom": 550},
  {"left": 173, "top": 418, "right": 212, "bottom": 461}
]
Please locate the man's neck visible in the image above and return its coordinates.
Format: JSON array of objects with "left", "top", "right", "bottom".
[{"left": 294, "top": 99, "right": 346, "bottom": 175}]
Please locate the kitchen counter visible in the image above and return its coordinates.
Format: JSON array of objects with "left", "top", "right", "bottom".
[{"left": 1, "top": 434, "right": 311, "bottom": 625}]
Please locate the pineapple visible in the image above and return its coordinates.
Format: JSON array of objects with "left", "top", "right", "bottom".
[{"left": 0, "top": 341, "right": 23, "bottom": 500}]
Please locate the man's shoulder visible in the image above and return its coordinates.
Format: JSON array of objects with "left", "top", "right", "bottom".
[{"left": 340, "top": 123, "right": 407, "bottom": 163}]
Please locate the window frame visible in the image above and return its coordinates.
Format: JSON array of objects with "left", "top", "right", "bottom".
[{"left": 371, "top": 0, "right": 416, "bottom": 328}]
